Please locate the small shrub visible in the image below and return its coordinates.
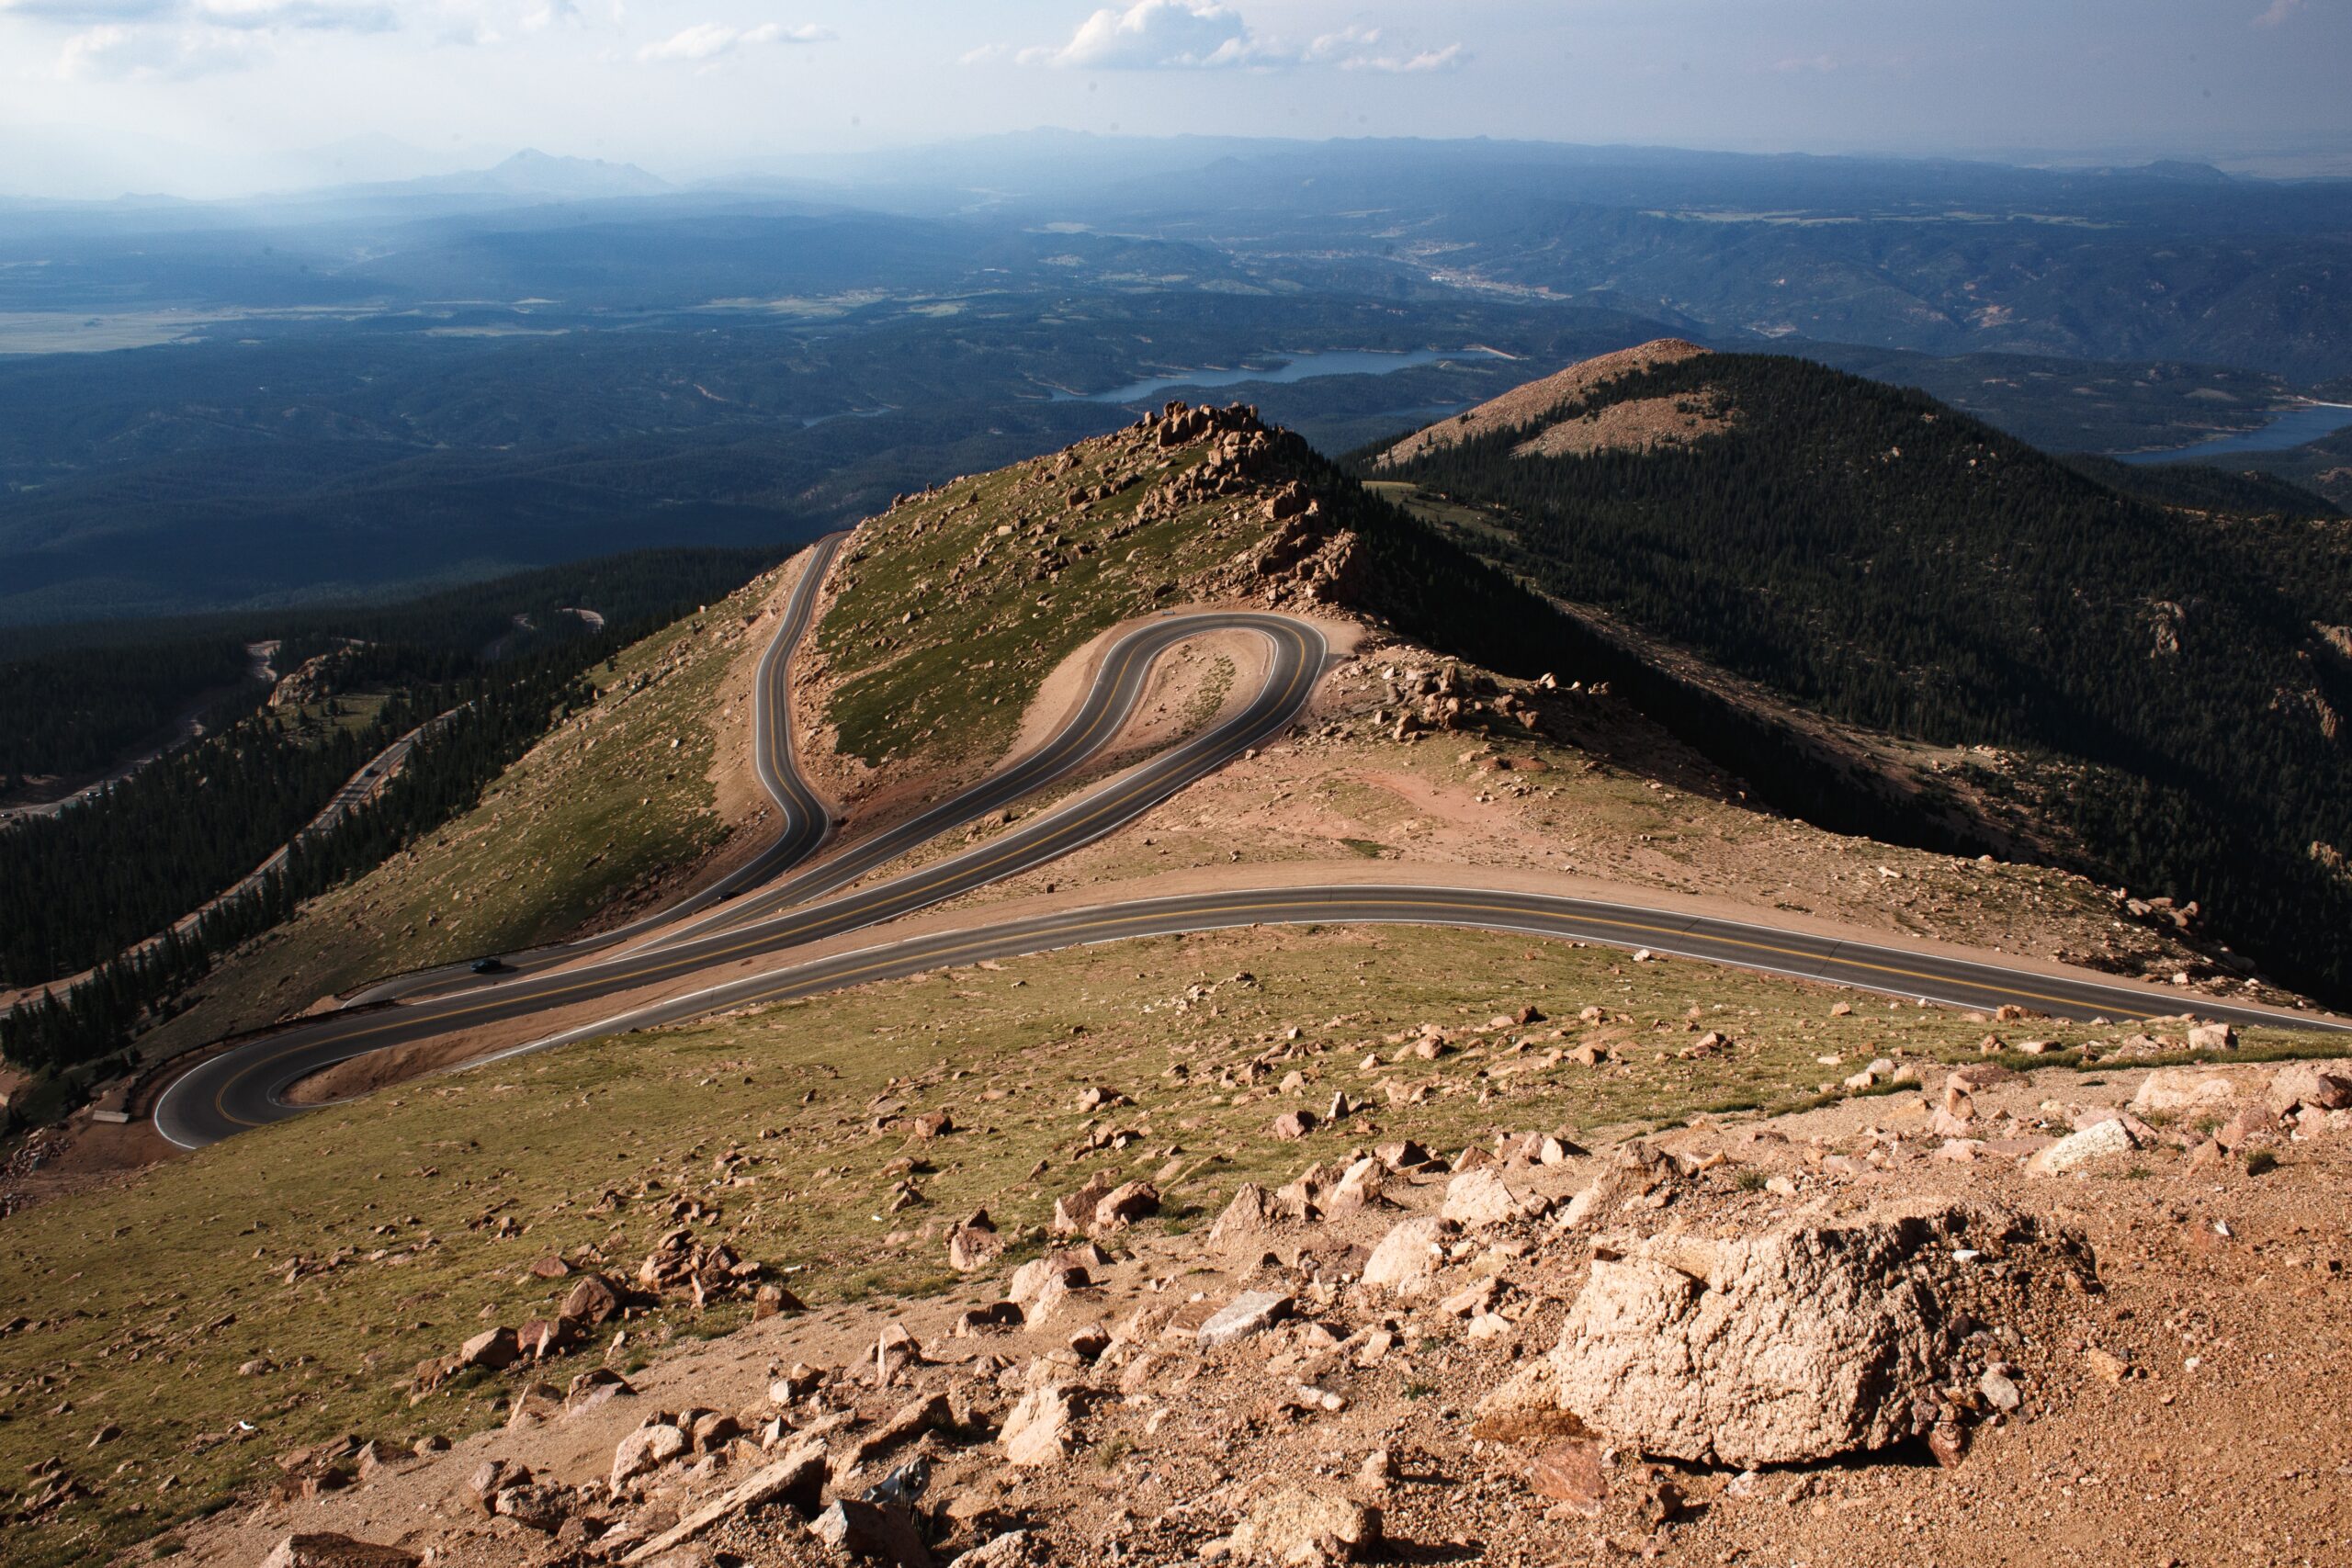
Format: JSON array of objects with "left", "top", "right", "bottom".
[{"left": 2245, "top": 1149, "right": 2279, "bottom": 1177}]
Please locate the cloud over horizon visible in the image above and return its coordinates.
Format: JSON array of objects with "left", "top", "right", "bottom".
[
  {"left": 636, "top": 17, "right": 831, "bottom": 63},
  {"left": 5, "top": 0, "right": 390, "bottom": 25},
  {"left": 1021, "top": 1, "right": 1461, "bottom": 73}
]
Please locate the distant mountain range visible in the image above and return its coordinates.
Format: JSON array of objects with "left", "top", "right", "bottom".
[{"left": 336, "top": 148, "right": 673, "bottom": 203}]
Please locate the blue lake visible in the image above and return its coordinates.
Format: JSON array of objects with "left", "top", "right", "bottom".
[
  {"left": 2119, "top": 401, "right": 2352, "bottom": 465},
  {"left": 1072, "top": 347, "right": 1512, "bottom": 405}
]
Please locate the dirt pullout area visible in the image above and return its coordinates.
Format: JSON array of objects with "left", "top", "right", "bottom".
[
  {"left": 169, "top": 1053, "right": 2352, "bottom": 1568},
  {"left": 1376, "top": 337, "right": 1710, "bottom": 466}
]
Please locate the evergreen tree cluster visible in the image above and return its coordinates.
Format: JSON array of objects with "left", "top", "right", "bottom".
[
  {"left": 0, "top": 550, "right": 776, "bottom": 1074},
  {"left": 1370, "top": 352, "right": 2352, "bottom": 1001},
  {"left": 0, "top": 642, "right": 604, "bottom": 1072},
  {"left": 0, "top": 637, "right": 263, "bottom": 786},
  {"left": 0, "top": 546, "right": 777, "bottom": 792}
]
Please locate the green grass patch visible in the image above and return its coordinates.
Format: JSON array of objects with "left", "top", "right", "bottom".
[
  {"left": 814, "top": 434, "right": 1282, "bottom": 774},
  {"left": 3, "top": 921, "right": 2337, "bottom": 1564}
]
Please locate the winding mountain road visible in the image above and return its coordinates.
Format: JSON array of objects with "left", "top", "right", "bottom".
[
  {"left": 154, "top": 536, "right": 2351, "bottom": 1150},
  {"left": 153, "top": 604, "right": 1329, "bottom": 1146},
  {"left": 344, "top": 531, "right": 848, "bottom": 1006}
]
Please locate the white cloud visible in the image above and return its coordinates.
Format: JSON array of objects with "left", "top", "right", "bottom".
[
  {"left": 2253, "top": 0, "right": 2302, "bottom": 25},
  {"left": 636, "top": 17, "right": 830, "bottom": 62},
  {"left": 1031, "top": 0, "right": 1257, "bottom": 68},
  {"left": 1021, "top": 3, "right": 1460, "bottom": 73},
  {"left": 55, "top": 19, "right": 252, "bottom": 75},
  {"left": 1, "top": 0, "right": 178, "bottom": 20},
  {"left": 198, "top": 0, "right": 394, "bottom": 31},
  {"left": 1306, "top": 27, "right": 1462, "bottom": 73}
]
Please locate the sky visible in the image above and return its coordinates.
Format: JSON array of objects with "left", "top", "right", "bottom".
[{"left": 2, "top": 0, "right": 2349, "bottom": 197}]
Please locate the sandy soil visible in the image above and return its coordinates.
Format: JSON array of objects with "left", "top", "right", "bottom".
[
  {"left": 907, "top": 632, "right": 2271, "bottom": 1006},
  {"left": 1510, "top": 392, "right": 1736, "bottom": 457},
  {"left": 163, "top": 1052, "right": 2352, "bottom": 1568}
]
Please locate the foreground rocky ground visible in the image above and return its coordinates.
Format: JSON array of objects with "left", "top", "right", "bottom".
[{"left": 154, "top": 1052, "right": 2352, "bottom": 1568}]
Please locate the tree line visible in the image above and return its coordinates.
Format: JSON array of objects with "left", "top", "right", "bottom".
[
  {"left": 0, "top": 546, "right": 779, "bottom": 787},
  {"left": 0, "top": 549, "right": 782, "bottom": 1074}
]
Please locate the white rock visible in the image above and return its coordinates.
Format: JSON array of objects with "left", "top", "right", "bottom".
[
  {"left": 2129, "top": 1068, "right": 2237, "bottom": 1116},
  {"left": 2028, "top": 1118, "right": 2138, "bottom": 1176},
  {"left": 1196, "top": 1291, "right": 1293, "bottom": 1349},
  {"left": 1001, "top": 1385, "right": 1077, "bottom": 1467},
  {"left": 1442, "top": 1168, "right": 1530, "bottom": 1228},
  {"left": 1362, "top": 1215, "right": 1457, "bottom": 1290}
]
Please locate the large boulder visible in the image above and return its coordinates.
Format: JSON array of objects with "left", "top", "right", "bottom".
[
  {"left": 1196, "top": 1291, "right": 1293, "bottom": 1349},
  {"left": 1362, "top": 1215, "right": 1457, "bottom": 1291},
  {"left": 1208, "top": 1182, "right": 1278, "bottom": 1247},
  {"left": 1539, "top": 1201, "right": 2068, "bottom": 1466},
  {"left": 560, "top": 1274, "right": 624, "bottom": 1327},
  {"left": 2129, "top": 1069, "right": 2238, "bottom": 1116},
  {"left": 946, "top": 1222, "right": 1003, "bottom": 1273},
  {"left": 1230, "top": 1487, "right": 1381, "bottom": 1564},
  {"left": 2028, "top": 1118, "right": 2137, "bottom": 1175},
  {"left": 812, "top": 1498, "right": 933, "bottom": 1567},
  {"left": 1001, "top": 1384, "right": 1080, "bottom": 1467},
  {"left": 2269, "top": 1061, "right": 2352, "bottom": 1114},
  {"left": 1442, "top": 1167, "right": 1534, "bottom": 1228},
  {"left": 459, "top": 1327, "right": 520, "bottom": 1371},
  {"left": 609, "top": 1421, "right": 688, "bottom": 1490},
  {"left": 1049, "top": 1176, "right": 1111, "bottom": 1237},
  {"left": 1092, "top": 1180, "right": 1159, "bottom": 1231}
]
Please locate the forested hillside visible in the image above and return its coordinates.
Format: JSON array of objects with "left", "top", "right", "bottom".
[
  {"left": 0, "top": 547, "right": 786, "bottom": 1071},
  {"left": 0, "top": 637, "right": 260, "bottom": 788},
  {"left": 0, "top": 547, "right": 774, "bottom": 794},
  {"left": 1368, "top": 350, "right": 2352, "bottom": 1000}
]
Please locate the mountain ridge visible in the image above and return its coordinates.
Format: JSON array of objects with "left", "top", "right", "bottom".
[{"left": 1366, "top": 344, "right": 2352, "bottom": 1001}]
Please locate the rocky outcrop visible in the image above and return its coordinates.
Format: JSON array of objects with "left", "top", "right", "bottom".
[
  {"left": 1231, "top": 1487, "right": 1382, "bottom": 1564},
  {"left": 1534, "top": 1200, "right": 2086, "bottom": 1466}
]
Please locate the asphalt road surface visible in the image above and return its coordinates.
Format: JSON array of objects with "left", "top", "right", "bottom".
[
  {"left": 155, "top": 556, "right": 2350, "bottom": 1150},
  {"left": 484, "top": 883, "right": 2352, "bottom": 1064},
  {"left": 154, "top": 608, "right": 1329, "bottom": 1146},
  {"left": 344, "top": 532, "right": 846, "bottom": 1006}
]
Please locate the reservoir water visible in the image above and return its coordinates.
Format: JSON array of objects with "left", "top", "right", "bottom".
[
  {"left": 1075, "top": 347, "right": 1511, "bottom": 405},
  {"left": 2119, "top": 401, "right": 2352, "bottom": 465}
]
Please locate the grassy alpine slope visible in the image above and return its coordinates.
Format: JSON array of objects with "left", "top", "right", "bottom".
[
  {"left": 808, "top": 399, "right": 1643, "bottom": 790},
  {"left": 5, "top": 918, "right": 2324, "bottom": 1567},
  {"left": 1369, "top": 344, "right": 2352, "bottom": 1004}
]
